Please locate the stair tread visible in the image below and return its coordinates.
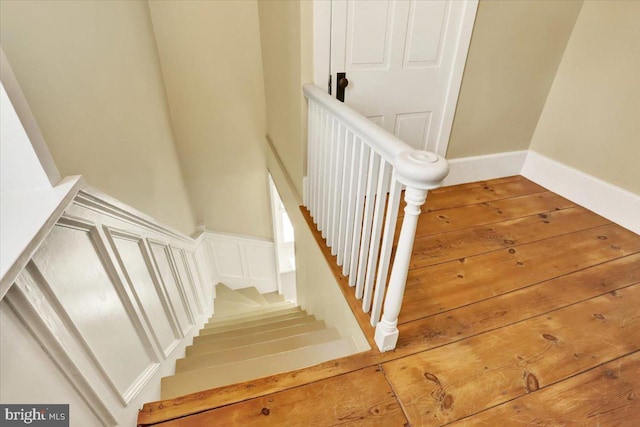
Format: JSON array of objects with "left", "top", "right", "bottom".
[
  {"left": 210, "top": 301, "right": 295, "bottom": 321},
  {"left": 176, "top": 328, "right": 342, "bottom": 373},
  {"left": 262, "top": 291, "right": 285, "bottom": 304},
  {"left": 236, "top": 287, "right": 269, "bottom": 305},
  {"left": 207, "top": 306, "right": 302, "bottom": 327},
  {"left": 198, "top": 315, "right": 317, "bottom": 338},
  {"left": 161, "top": 337, "right": 358, "bottom": 399},
  {"left": 203, "top": 310, "right": 308, "bottom": 332},
  {"left": 189, "top": 320, "right": 327, "bottom": 351},
  {"left": 214, "top": 283, "right": 261, "bottom": 307}
]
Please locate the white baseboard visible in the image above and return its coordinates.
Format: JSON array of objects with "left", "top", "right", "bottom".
[
  {"left": 443, "top": 150, "right": 528, "bottom": 186},
  {"left": 522, "top": 150, "right": 640, "bottom": 235}
]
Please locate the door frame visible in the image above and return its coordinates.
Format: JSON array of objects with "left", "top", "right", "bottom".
[{"left": 312, "top": 0, "right": 479, "bottom": 158}]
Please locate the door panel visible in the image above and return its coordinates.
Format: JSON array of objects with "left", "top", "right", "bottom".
[{"left": 331, "top": 0, "right": 477, "bottom": 156}]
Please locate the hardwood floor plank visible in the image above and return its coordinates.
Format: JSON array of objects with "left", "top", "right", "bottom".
[
  {"left": 394, "top": 253, "right": 640, "bottom": 355},
  {"left": 447, "top": 352, "right": 640, "bottom": 426},
  {"left": 430, "top": 176, "right": 525, "bottom": 194},
  {"left": 400, "top": 224, "right": 640, "bottom": 323},
  {"left": 397, "top": 191, "right": 576, "bottom": 240},
  {"left": 422, "top": 178, "right": 547, "bottom": 212},
  {"left": 383, "top": 285, "right": 640, "bottom": 426},
  {"left": 410, "top": 206, "right": 609, "bottom": 269},
  {"left": 154, "top": 366, "right": 408, "bottom": 427}
]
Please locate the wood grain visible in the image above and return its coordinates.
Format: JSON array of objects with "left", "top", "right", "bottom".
[
  {"left": 447, "top": 351, "right": 640, "bottom": 426},
  {"left": 154, "top": 366, "right": 408, "bottom": 427},
  {"left": 401, "top": 224, "right": 640, "bottom": 323},
  {"left": 397, "top": 191, "right": 575, "bottom": 240},
  {"left": 383, "top": 284, "right": 640, "bottom": 426},
  {"left": 422, "top": 176, "right": 547, "bottom": 212},
  {"left": 410, "top": 206, "right": 609, "bottom": 268}
]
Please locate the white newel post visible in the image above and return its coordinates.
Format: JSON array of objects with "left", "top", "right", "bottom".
[{"left": 374, "top": 150, "right": 449, "bottom": 352}]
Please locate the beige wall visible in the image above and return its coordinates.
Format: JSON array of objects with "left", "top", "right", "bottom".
[
  {"left": 257, "top": 0, "right": 313, "bottom": 198},
  {"left": 447, "top": 0, "right": 583, "bottom": 159},
  {"left": 530, "top": 0, "right": 640, "bottom": 195},
  {"left": 148, "top": 1, "right": 272, "bottom": 240},
  {"left": 0, "top": 0, "right": 196, "bottom": 234},
  {"left": 266, "top": 142, "right": 369, "bottom": 352}
]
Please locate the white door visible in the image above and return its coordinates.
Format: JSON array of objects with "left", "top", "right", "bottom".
[{"left": 330, "top": 0, "right": 478, "bottom": 156}]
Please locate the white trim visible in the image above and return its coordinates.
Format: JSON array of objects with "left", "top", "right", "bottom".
[
  {"left": 205, "top": 230, "right": 278, "bottom": 294},
  {"left": 0, "top": 175, "right": 82, "bottom": 299},
  {"left": 7, "top": 275, "right": 117, "bottom": 427},
  {"left": 443, "top": 150, "right": 528, "bottom": 186},
  {"left": 433, "top": 0, "right": 479, "bottom": 158},
  {"left": 522, "top": 151, "right": 640, "bottom": 235},
  {"left": 312, "top": 0, "right": 332, "bottom": 89},
  {"left": 302, "top": 175, "right": 309, "bottom": 206}
]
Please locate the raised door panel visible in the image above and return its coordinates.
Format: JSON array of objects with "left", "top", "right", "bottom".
[
  {"left": 403, "top": 0, "right": 448, "bottom": 67},
  {"left": 347, "top": 0, "right": 393, "bottom": 67},
  {"left": 31, "top": 223, "right": 156, "bottom": 402}
]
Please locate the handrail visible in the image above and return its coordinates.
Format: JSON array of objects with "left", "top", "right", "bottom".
[
  {"left": 303, "top": 83, "right": 450, "bottom": 352},
  {"left": 302, "top": 83, "right": 449, "bottom": 189}
]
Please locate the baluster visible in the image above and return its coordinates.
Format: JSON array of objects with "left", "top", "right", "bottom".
[
  {"left": 326, "top": 118, "right": 338, "bottom": 242},
  {"left": 362, "top": 161, "right": 391, "bottom": 313},
  {"left": 341, "top": 133, "right": 360, "bottom": 273},
  {"left": 305, "top": 101, "right": 315, "bottom": 210},
  {"left": 315, "top": 109, "right": 326, "bottom": 227},
  {"left": 370, "top": 176, "right": 402, "bottom": 325},
  {"left": 348, "top": 142, "right": 370, "bottom": 285},
  {"left": 336, "top": 129, "right": 353, "bottom": 264},
  {"left": 321, "top": 115, "right": 334, "bottom": 238},
  {"left": 330, "top": 123, "right": 345, "bottom": 254},
  {"left": 355, "top": 151, "right": 380, "bottom": 299}
]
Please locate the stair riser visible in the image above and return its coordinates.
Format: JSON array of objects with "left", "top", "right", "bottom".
[
  {"left": 197, "top": 316, "right": 316, "bottom": 339},
  {"left": 210, "top": 302, "right": 295, "bottom": 321},
  {"left": 203, "top": 311, "right": 308, "bottom": 333},
  {"left": 176, "top": 328, "right": 341, "bottom": 373},
  {"left": 188, "top": 321, "right": 327, "bottom": 354},
  {"left": 161, "top": 337, "right": 358, "bottom": 400},
  {"left": 207, "top": 307, "right": 301, "bottom": 327}
]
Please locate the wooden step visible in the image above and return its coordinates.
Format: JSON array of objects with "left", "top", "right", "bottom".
[
  {"left": 188, "top": 321, "right": 327, "bottom": 354},
  {"left": 214, "top": 283, "right": 261, "bottom": 307},
  {"left": 206, "top": 306, "right": 302, "bottom": 328},
  {"left": 210, "top": 301, "right": 295, "bottom": 322},
  {"left": 176, "top": 328, "right": 342, "bottom": 373},
  {"left": 203, "top": 310, "right": 308, "bottom": 332},
  {"left": 197, "top": 315, "right": 317, "bottom": 339},
  {"left": 236, "top": 287, "right": 269, "bottom": 305},
  {"left": 161, "top": 337, "right": 358, "bottom": 399},
  {"left": 262, "top": 291, "right": 284, "bottom": 304}
]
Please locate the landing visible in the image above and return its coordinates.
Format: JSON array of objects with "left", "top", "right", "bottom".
[{"left": 139, "top": 176, "right": 640, "bottom": 426}]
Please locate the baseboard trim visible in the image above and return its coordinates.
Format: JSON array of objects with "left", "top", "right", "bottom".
[
  {"left": 443, "top": 150, "right": 528, "bottom": 186},
  {"left": 522, "top": 150, "right": 640, "bottom": 235}
]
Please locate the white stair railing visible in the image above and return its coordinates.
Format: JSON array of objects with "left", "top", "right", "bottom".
[{"left": 303, "top": 83, "right": 449, "bottom": 352}]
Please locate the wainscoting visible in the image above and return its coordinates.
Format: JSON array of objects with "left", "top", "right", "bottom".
[
  {"left": 0, "top": 187, "right": 218, "bottom": 426},
  {"left": 205, "top": 231, "right": 278, "bottom": 295}
]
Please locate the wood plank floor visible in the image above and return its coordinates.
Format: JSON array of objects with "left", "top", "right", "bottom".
[{"left": 139, "top": 176, "right": 640, "bottom": 426}]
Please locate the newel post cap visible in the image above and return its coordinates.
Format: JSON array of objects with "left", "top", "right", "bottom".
[{"left": 393, "top": 150, "right": 449, "bottom": 190}]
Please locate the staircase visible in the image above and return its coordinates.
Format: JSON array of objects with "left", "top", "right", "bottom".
[{"left": 160, "top": 284, "right": 358, "bottom": 399}]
